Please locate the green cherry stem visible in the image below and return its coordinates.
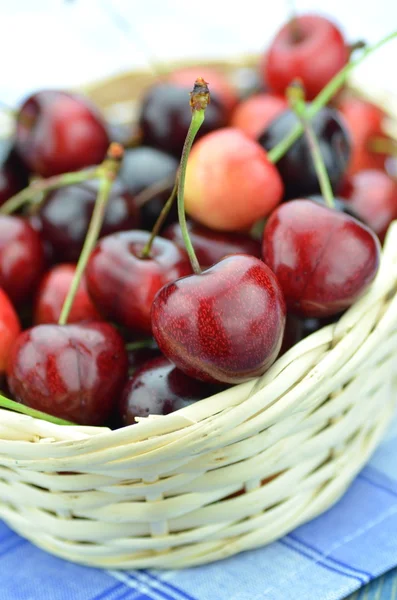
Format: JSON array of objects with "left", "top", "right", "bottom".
[
  {"left": 125, "top": 339, "right": 157, "bottom": 351},
  {"left": 58, "top": 143, "right": 124, "bottom": 325},
  {"left": 140, "top": 181, "right": 178, "bottom": 258},
  {"left": 267, "top": 30, "right": 397, "bottom": 164},
  {"left": 288, "top": 82, "right": 335, "bottom": 208},
  {"left": 0, "top": 393, "right": 75, "bottom": 425},
  {"left": 177, "top": 78, "right": 210, "bottom": 275}
]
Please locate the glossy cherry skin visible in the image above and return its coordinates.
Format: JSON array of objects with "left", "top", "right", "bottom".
[
  {"left": 338, "top": 96, "right": 388, "bottom": 175},
  {"left": 118, "top": 146, "right": 178, "bottom": 231},
  {"left": 151, "top": 254, "right": 286, "bottom": 384},
  {"left": 15, "top": 90, "right": 109, "bottom": 177},
  {"left": 138, "top": 82, "right": 228, "bottom": 157},
  {"left": 258, "top": 107, "right": 351, "bottom": 199},
  {"left": 34, "top": 264, "right": 102, "bottom": 325},
  {"left": 7, "top": 322, "right": 128, "bottom": 425},
  {"left": 119, "top": 356, "right": 224, "bottom": 425},
  {"left": 38, "top": 179, "right": 139, "bottom": 263},
  {"left": 263, "top": 14, "right": 348, "bottom": 100},
  {"left": 0, "top": 289, "right": 21, "bottom": 373},
  {"left": 262, "top": 200, "right": 380, "bottom": 318},
  {"left": 230, "top": 93, "right": 288, "bottom": 139},
  {"left": 163, "top": 220, "right": 261, "bottom": 267},
  {"left": 0, "top": 139, "right": 30, "bottom": 206},
  {"left": 86, "top": 231, "right": 192, "bottom": 334},
  {"left": 185, "top": 128, "right": 284, "bottom": 231},
  {"left": 340, "top": 170, "right": 397, "bottom": 243},
  {"left": 0, "top": 215, "right": 45, "bottom": 306}
]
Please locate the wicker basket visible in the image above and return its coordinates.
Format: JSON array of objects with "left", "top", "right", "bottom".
[{"left": 0, "top": 58, "right": 396, "bottom": 570}]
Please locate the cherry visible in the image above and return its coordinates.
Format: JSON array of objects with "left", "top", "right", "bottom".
[
  {"left": 0, "top": 139, "right": 30, "bottom": 206},
  {"left": 263, "top": 15, "right": 349, "bottom": 100},
  {"left": 0, "top": 289, "right": 21, "bottom": 373},
  {"left": 262, "top": 199, "right": 380, "bottom": 318},
  {"left": 338, "top": 95, "right": 389, "bottom": 174},
  {"left": 0, "top": 215, "right": 45, "bottom": 305},
  {"left": 151, "top": 254, "right": 286, "bottom": 383},
  {"left": 163, "top": 220, "right": 261, "bottom": 267},
  {"left": 230, "top": 93, "right": 288, "bottom": 139},
  {"left": 258, "top": 107, "right": 351, "bottom": 199},
  {"left": 185, "top": 128, "right": 284, "bottom": 231},
  {"left": 138, "top": 82, "right": 228, "bottom": 157},
  {"left": 85, "top": 231, "right": 191, "bottom": 334},
  {"left": 309, "top": 194, "right": 362, "bottom": 221},
  {"left": 6, "top": 322, "right": 128, "bottom": 425},
  {"left": 118, "top": 146, "right": 178, "bottom": 231},
  {"left": 38, "top": 179, "right": 139, "bottom": 263},
  {"left": 15, "top": 90, "right": 109, "bottom": 177},
  {"left": 340, "top": 169, "right": 397, "bottom": 242},
  {"left": 119, "top": 356, "right": 224, "bottom": 425},
  {"left": 34, "top": 264, "right": 102, "bottom": 325}
]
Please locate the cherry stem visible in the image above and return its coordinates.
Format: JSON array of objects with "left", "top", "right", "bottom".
[
  {"left": 0, "top": 392, "right": 75, "bottom": 426},
  {"left": 0, "top": 167, "right": 98, "bottom": 215},
  {"left": 140, "top": 181, "right": 178, "bottom": 258},
  {"left": 134, "top": 174, "right": 176, "bottom": 208},
  {"left": 368, "top": 136, "right": 397, "bottom": 156},
  {"left": 58, "top": 143, "right": 124, "bottom": 326},
  {"left": 288, "top": 82, "right": 335, "bottom": 208},
  {"left": 268, "top": 31, "right": 397, "bottom": 164}
]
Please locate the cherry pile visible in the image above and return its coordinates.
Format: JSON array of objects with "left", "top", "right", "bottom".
[{"left": 0, "top": 14, "right": 395, "bottom": 428}]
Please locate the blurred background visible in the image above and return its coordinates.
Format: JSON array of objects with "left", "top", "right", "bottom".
[{"left": 0, "top": 0, "right": 396, "bottom": 106}]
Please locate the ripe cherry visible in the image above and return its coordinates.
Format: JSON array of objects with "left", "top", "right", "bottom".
[
  {"left": 230, "top": 93, "right": 288, "bottom": 139},
  {"left": 262, "top": 199, "right": 380, "bottom": 318},
  {"left": 185, "top": 128, "right": 283, "bottom": 231},
  {"left": 163, "top": 220, "right": 261, "bottom": 267},
  {"left": 263, "top": 15, "right": 349, "bottom": 100},
  {"left": 34, "top": 264, "right": 102, "bottom": 325},
  {"left": 0, "top": 139, "right": 30, "bottom": 206},
  {"left": 138, "top": 82, "right": 228, "bottom": 157},
  {"left": 0, "top": 215, "right": 45, "bottom": 306},
  {"left": 151, "top": 254, "right": 286, "bottom": 383},
  {"left": 0, "top": 289, "right": 21, "bottom": 374},
  {"left": 340, "top": 169, "right": 397, "bottom": 242},
  {"left": 258, "top": 107, "right": 351, "bottom": 199},
  {"left": 85, "top": 231, "right": 191, "bottom": 334},
  {"left": 15, "top": 90, "right": 109, "bottom": 177},
  {"left": 38, "top": 179, "right": 139, "bottom": 263},
  {"left": 7, "top": 322, "right": 128, "bottom": 425},
  {"left": 119, "top": 356, "right": 224, "bottom": 425},
  {"left": 118, "top": 146, "right": 178, "bottom": 231}
]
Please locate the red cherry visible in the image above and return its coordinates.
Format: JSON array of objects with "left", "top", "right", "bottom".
[
  {"left": 34, "top": 264, "right": 103, "bottom": 325},
  {"left": 151, "top": 254, "right": 286, "bottom": 383},
  {"left": 6, "top": 322, "right": 128, "bottom": 425},
  {"left": 262, "top": 199, "right": 380, "bottom": 318},
  {"left": 185, "top": 128, "right": 284, "bottom": 231},
  {"left": 340, "top": 170, "right": 397, "bottom": 243},
  {"left": 119, "top": 356, "right": 223, "bottom": 425},
  {"left": 163, "top": 220, "right": 261, "bottom": 267},
  {"left": 85, "top": 231, "right": 191, "bottom": 334},
  {"left": 338, "top": 96, "right": 388, "bottom": 174},
  {"left": 0, "top": 289, "right": 21, "bottom": 373},
  {"left": 263, "top": 15, "right": 349, "bottom": 100},
  {"left": 0, "top": 141, "right": 30, "bottom": 207},
  {"left": 15, "top": 90, "right": 109, "bottom": 177},
  {"left": 0, "top": 215, "right": 45, "bottom": 306},
  {"left": 230, "top": 93, "right": 288, "bottom": 139}
]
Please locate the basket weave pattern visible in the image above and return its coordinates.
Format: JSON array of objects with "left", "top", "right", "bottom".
[{"left": 0, "top": 220, "right": 396, "bottom": 569}]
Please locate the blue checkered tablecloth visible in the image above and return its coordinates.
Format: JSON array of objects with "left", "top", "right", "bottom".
[{"left": 1, "top": 411, "right": 397, "bottom": 600}]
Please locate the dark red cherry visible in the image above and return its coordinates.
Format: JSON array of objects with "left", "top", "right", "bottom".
[
  {"left": 85, "top": 231, "right": 191, "bottom": 334},
  {"left": 0, "top": 139, "right": 30, "bottom": 206},
  {"left": 262, "top": 199, "right": 380, "bottom": 318},
  {"left": 34, "top": 263, "right": 102, "bottom": 325},
  {"left": 258, "top": 107, "right": 351, "bottom": 199},
  {"left": 38, "top": 179, "right": 139, "bottom": 263},
  {"left": 6, "top": 322, "right": 128, "bottom": 425},
  {"left": 138, "top": 82, "right": 228, "bottom": 157},
  {"left": 163, "top": 220, "right": 261, "bottom": 267},
  {"left": 0, "top": 215, "right": 45, "bottom": 305},
  {"left": 15, "top": 90, "right": 109, "bottom": 177},
  {"left": 340, "top": 170, "right": 397, "bottom": 243},
  {"left": 0, "top": 288, "right": 21, "bottom": 373},
  {"left": 263, "top": 14, "right": 349, "bottom": 100},
  {"left": 119, "top": 356, "right": 224, "bottom": 425},
  {"left": 118, "top": 146, "right": 178, "bottom": 231},
  {"left": 151, "top": 254, "right": 286, "bottom": 384}
]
